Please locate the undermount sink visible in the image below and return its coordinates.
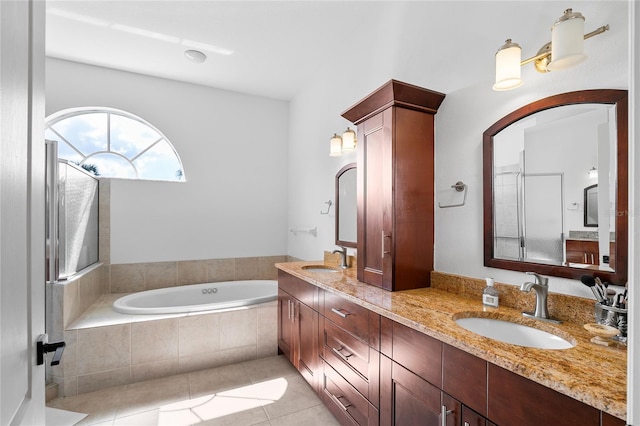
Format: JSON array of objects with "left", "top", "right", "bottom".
[
  {"left": 454, "top": 316, "right": 574, "bottom": 350},
  {"left": 301, "top": 265, "right": 339, "bottom": 273}
]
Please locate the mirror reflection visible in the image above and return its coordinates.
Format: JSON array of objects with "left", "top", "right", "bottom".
[
  {"left": 484, "top": 89, "right": 628, "bottom": 285},
  {"left": 492, "top": 103, "right": 614, "bottom": 269},
  {"left": 336, "top": 163, "right": 357, "bottom": 248}
]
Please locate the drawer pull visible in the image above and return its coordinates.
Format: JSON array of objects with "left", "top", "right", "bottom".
[
  {"left": 440, "top": 405, "right": 453, "bottom": 426},
  {"left": 330, "top": 307, "right": 351, "bottom": 318},
  {"left": 332, "top": 346, "right": 353, "bottom": 360},
  {"left": 464, "top": 423, "right": 470, "bottom": 426},
  {"left": 334, "top": 394, "right": 352, "bottom": 411}
]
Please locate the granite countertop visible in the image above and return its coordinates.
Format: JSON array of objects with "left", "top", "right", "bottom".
[{"left": 276, "top": 261, "right": 627, "bottom": 421}]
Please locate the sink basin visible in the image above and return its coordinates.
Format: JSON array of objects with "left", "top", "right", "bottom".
[
  {"left": 301, "top": 265, "right": 339, "bottom": 273},
  {"left": 454, "top": 316, "right": 574, "bottom": 350}
]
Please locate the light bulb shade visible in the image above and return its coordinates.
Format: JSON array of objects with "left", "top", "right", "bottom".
[
  {"left": 588, "top": 167, "right": 598, "bottom": 179},
  {"left": 548, "top": 9, "right": 587, "bottom": 70},
  {"left": 329, "top": 134, "right": 342, "bottom": 157},
  {"left": 493, "top": 39, "right": 523, "bottom": 91},
  {"left": 341, "top": 127, "right": 357, "bottom": 152}
]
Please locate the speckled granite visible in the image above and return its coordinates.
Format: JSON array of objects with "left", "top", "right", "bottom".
[{"left": 276, "top": 262, "right": 627, "bottom": 421}]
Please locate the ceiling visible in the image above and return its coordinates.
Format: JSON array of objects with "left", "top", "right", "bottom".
[{"left": 45, "top": 1, "right": 628, "bottom": 101}]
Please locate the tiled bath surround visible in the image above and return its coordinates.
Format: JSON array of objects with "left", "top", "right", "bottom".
[{"left": 47, "top": 255, "right": 288, "bottom": 398}]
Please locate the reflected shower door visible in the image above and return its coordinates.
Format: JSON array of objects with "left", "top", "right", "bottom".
[{"left": 523, "top": 173, "right": 564, "bottom": 264}]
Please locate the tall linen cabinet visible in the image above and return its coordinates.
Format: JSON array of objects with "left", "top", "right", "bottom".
[{"left": 342, "top": 80, "right": 445, "bottom": 291}]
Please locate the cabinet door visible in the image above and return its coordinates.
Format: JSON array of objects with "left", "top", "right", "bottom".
[
  {"left": 295, "top": 300, "right": 319, "bottom": 392},
  {"left": 357, "top": 109, "right": 393, "bottom": 289},
  {"left": 381, "top": 355, "right": 444, "bottom": 426},
  {"left": 277, "top": 289, "right": 294, "bottom": 361}
]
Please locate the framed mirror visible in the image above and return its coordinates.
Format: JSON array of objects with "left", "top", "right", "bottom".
[
  {"left": 584, "top": 184, "right": 598, "bottom": 227},
  {"left": 483, "top": 90, "right": 627, "bottom": 285},
  {"left": 336, "top": 163, "right": 357, "bottom": 248}
]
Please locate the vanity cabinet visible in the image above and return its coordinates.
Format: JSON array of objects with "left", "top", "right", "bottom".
[
  {"left": 342, "top": 80, "right": 446, "bottom": 291},
  {"left": 566, "top": 239, "right": 600, "bottom": 265},
  {"left": 277, "top": 271, "right": 625, "bottom": 426},
  {"left": 277, "top": 270, "right": 320, "bottom": 392}
]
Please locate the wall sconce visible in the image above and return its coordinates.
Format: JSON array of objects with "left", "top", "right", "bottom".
[
  {"left": 588, "top": 167, "right": 598, "bottom": 179},
  {"left": 329, "top": 127, "right": 357, "bottom": 157},
  {"left": 493, "top": 8, "right": 609, "bottom": 91}
]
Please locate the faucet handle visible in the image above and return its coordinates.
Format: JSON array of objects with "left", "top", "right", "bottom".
[{"left": 525, "top": 272, "right": 548, "bottom": 286}]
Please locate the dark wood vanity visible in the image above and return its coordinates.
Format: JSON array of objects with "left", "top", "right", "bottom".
[{"left": 277, "top": 268, "right": 625, "bottom": 426}]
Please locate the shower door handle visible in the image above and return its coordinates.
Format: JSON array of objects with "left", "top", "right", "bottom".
[{"left": 37, "top": 334, "right": 66, "bottom": 366}]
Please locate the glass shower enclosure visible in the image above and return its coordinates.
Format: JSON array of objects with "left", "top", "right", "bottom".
[{"left": 45, "top": 140, "right": 99, "bottom": 283}]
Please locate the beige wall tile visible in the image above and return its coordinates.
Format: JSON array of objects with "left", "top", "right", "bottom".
[
  {"left": 176, "top": 345, "right": 255, "bottom": 375},
  {"left": 100, "top": 264, "right": 111, "bottom": 294},
  {"left": 62, "top": 376, "right": 78, "bottom": 398},
  {"left": 49, "top": 330, "right": 78, "bottom": 378},
  {"left": 144, "top": 261, "right": 177, "bottom": 290},
  {"left": 63, "top": 280, "right": 82, "bottom": 329},
  {"left": 256, "top": 303, "right": 278, "bottom": 358},
  {"left": 111, "top": 263, "right": 145, "bottom": 293},
  {"left": 77, "top": 367, "right": 131, "bottom": 394},
  {"left": 98, "top": 179, "right": 111, "bottom": 265},
  {"left": 206, "top": 258, "right": 236, "bottom": 282},
  {"left": 77, "top": 324, "right": 131, "bottom": 375},
  {"left": 259, "top": 256, "right": 287, "bottom": 280},
  {"left": 235, "top": 257, "right": 260, "bottom": 280},
  {"left": 131, "top": 318, "right": 178, "bottom": 365},
  {"left": 177, "top": 260, "right": 208, "bottom": 285},
  {"left": 79, "top": 267, "right": 102, "bottom": 313},
  {"left": 219, "top": 309, "right": 257, "bottom": 350},
  {"left": 178, "top": 313, "right": 220, "bottom": 357},
  {"left": 131, "top": 359, "right": 178, "bottom": 383}
]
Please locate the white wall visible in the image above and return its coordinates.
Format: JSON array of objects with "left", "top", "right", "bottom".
[
  {"left": 287, "top": 1, "right": 629, "bottom": 298},
  {"left": 46, "top": 58, "right": 289, "bottom": 263}
]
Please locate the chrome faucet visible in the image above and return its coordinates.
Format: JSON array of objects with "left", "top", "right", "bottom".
[
  {"left": 520, "top": 272, "right": 561, "bottom": 323},
  {"left": 332, "top": 246, "right": 349, "bottom": 269}
]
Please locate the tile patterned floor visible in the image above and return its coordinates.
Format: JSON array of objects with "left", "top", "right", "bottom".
[{"left": 47, "top": 355, "right": 339, "bottom": 426}]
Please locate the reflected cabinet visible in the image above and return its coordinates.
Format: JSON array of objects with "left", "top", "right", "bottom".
[{"left": 342, "top": 80, "right": 446, "bottom": 291}]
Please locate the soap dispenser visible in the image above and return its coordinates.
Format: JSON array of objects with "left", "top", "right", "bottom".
[{"left": 482, "top": 278, "right": 499, "bottom": 307}]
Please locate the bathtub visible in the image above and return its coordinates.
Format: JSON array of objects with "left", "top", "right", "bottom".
[{"left": 113, "top": 280, "right": 277, "bottom": 315}]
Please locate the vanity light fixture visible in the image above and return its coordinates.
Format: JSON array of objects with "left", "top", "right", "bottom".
[
  {"left": 329, "top": 133, "right": 342, "bottom": 157},
  {"left": 588, "top": 166, "right": 598, "bottom": 179},
  {"left": 341, "top": 127, "right": 357, "bottom": 152},
  {"left": 329, "top": 128, "right": 358, "bottom": 157},
  {"left": 493, "top": 9, "right": 609, "bottom": 91}
]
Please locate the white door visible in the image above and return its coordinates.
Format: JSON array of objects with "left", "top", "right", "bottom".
[{"left": 0, "top": 1, "right": 46, "bottom": 424}]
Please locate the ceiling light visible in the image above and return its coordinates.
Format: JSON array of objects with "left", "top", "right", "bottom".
[
  {"left": 184, "top": 50, "right": 207, "bottom": 64},
  {"left": 493, "top": 9, "right": 609, "bottom": 91}
]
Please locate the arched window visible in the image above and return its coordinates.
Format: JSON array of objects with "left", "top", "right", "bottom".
[{"left": 45, "top": 107, "right": 185, "bottom": 181}]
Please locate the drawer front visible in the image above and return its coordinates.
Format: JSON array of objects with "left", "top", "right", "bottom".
[
  {"left": 442, "top": 344, "right": 487, "bottom": 417},
  {"left": 391, "top": 321, "right": 442, "bottom": 388},
  {"left": 323, "top": 318, "right": 379, "bottom": 403},
  {"left": 322, "top": 361, "right": 379, "bottom": 426},
  {"left": 324, "top": 291, "right": 371, "bottom": 342},
  {"left": 278, "top": 270, "right": 317, "bottom": 309}
]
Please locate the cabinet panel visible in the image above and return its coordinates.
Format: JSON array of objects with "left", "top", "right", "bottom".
[
  {"left": 277, "top": 289, "right": 294, "bottom": 360},
  {"left": 324, "top": 291, "right": 372, "bottom": 343},
  {"left": 442, "top": 344, "right": 487, "bottom": 416},
  {"left": 322, "top": 360, "right": 379, "bottom": 426},
  {"left": 601, "top": 411, "right": 626, "bottom": 426},
  {"left": 462, "top": 405, "right": 488, "bottom": 426},
  {"left": 278, "top": 270, "right": 317, "bottom": 308},
  {"left": 488, "top": 364, "right": 599, "bottom": 426},
  {"left": 296, "top": 301, "right": 319, "bottom": 391},
  {"left": 391, "top": 321, "right": 442, "bottom": 388},
  {"left": 380, "top": 355, "right": 443, "bottom": 426}
]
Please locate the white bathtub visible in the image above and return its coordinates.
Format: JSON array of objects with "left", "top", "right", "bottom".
[{"left": 113, "top": 280, "right": 277, "bottom": 315}]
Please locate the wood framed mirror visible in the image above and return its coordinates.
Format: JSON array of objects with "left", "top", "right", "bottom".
[
  {"left": 336, "top": 163, "right": 357, "bottom": 248},
  {"left": 483, "top": 89, "right": 628, "bottom": 285}
]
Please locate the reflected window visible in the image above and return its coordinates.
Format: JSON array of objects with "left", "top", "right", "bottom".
[{"left": 45, "top": 107, "right": 185, "bottom": 181}]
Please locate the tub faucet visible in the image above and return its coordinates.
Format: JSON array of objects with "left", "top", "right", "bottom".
[
  {"left": 332, "top": 246, "right": 349, "bottom": 269},
  {"left": 520, "top": 272, "right": 561, "bottom": 323}
]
